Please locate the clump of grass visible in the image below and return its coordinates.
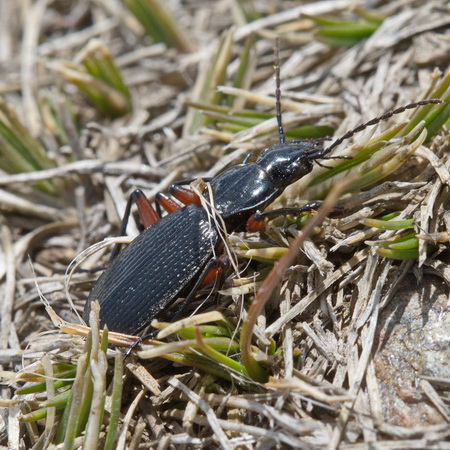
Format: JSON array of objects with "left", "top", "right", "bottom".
[
  {"left": 233, "top": 0, "right": 261, "bottom": 23},
  {"left": 138, "top": 312, "right": 258, "bottom": 383},
  {"left": 183, "top": 28, "right": 235, "bottom": 135},
  {"left": 62, "top": 310, "right": 266, "bottom": 385},
  {"left": 0, "top": 99, "right": 61, "bottom": 195},
  {"left": 122, "top": 0, "right": 194, "bottom": 52},
  {"left": 362, "top": 214, "right": 422, "bottom": 260},
  {"left": 186, "top": 100, "right": 334, "bottom": 141},
  {"left": 306, "top": 8, "right": 384, "bottom": 47},
  {"left": 48, "top": 40, "right": 132, "bottom": 118},
  {"left": 38, "top": 91, "right": 78, "bottom": 149},
  {"left": 16, "top": 304, "right": 123, "bottom": 448},
  {"left": 185, "top": 34, "right": 335, "bottom": 141}
]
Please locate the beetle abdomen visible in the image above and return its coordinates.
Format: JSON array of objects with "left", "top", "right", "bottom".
[{"left": 83, "top": 204, "right": 218, "bottom": 335}]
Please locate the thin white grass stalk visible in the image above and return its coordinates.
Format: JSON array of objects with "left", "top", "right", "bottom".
[
  {"left": 203, "top": 393, "right": 319, "bottom": 435},
  {"left": 169, "top": 378, "right": 232, "bottom": 450},
  {"left": 138, "top": 337, "right": 231, "bottom": 359},
  {"left": 0, "top": 159, "right": 161, "bottom": 186},
  {"left": 13, "top": 220, "right": 78, "bottom": 273},
  {"left": 190, "top": 180, "right": 243, "bottom": 281},
  {"left": 29, "top": 254, "right": 71, "bottom": 332},
  {"left": 17, "top": 338, "right": 77, "bottom": 383},
  {"left": 64, "top": 236, "right": 133, "bottom": 325},
  {"left": 217, "top": 85, "right": 308, "bottom": 111},
  {"left": 156, "top": 311, "right": 227, "bottom": 339},
  {"left": 115, "top": 389, "right": 146, "bottom": 450},
  {"left": 233, "top": 0, "right": 356, "bottom": 41},
  {"left": 419, "top": 379, "right": 450, "bottom": 422},
  {"left": 191, "top": 180, "right": 248, "bottom": 345},
  {"left": 129, "top": 418, "right": 146, "bottom": 450},
  {"left": 265, "top": 378, "right": 354, "bottom": 405},
  {"left": 0, "top": 189, "right": 63, "bottom": 221},
  {"left": 219, "top": 281, "right": 263, "bottom": 296},
  {"left": 414, "top": 145, "right": 450, "bottom": 185},
  {"left": 165, "top": 408, "right": 307, "bottom": 448},
  {"left": 0, "top": 225, "right": 15, "bottom": 350},
  {"left": 89, "top": 301, "right": 101, "bottom": 359}
]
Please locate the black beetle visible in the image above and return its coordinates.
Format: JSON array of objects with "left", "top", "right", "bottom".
[
  {"left": 83, "top": 138, "right": 329, "bottom": 335},
  {"left": 83, "top": 58, "right": 440, "bottom": 337}
]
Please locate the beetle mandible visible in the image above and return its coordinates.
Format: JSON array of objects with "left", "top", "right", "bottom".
[{"left": 83, "top": 51, "right": 440, "bottom": 337}]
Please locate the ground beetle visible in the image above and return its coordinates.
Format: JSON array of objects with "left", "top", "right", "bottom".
[{"left": 83, "top": 53, "right": 440, "bottom": 339}]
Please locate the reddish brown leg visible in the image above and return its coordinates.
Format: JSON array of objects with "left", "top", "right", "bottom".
[
  {"left": 133, "top": 189, "right": 160, "bottom": 228},
  {"left": 156, "top": 192, "right": 183, "bottom": 213},
  {"left": 199, "top": 254, "right": 230, "bottom": 287},
  {"left": 169, "top": 185, "right": 202, "bottom": 206},
  {"left": 110, "top": 189, "right": 160, "bottom": 262}
]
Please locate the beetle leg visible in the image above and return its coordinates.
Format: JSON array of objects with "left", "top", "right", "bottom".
[
  {"left": 246, "top": 201, "right": 323, "bottom": 232},
  {"left": 156, "top": 178, "right": 214, "bottom": 209},
  {"left": 155, "top": 192, "right": 183, "bottom": 213},
  {"left": 170, "top": 256, "right": 229, "bottom": 325},
  {"left": 134, "top": 190, "right": 160, "bottom": 228},
  {"left": 121, "top": 189, "right": 160, "bottom": 232},
  {"left": 169, "top": 185, "right": 202, "bottom": 206},
  {"left": 110, "top": 189, "right": 160, "bottom": 262},
  {"left": 168, "top": 255, "right": 229, "bottom": 321},
  {"left": 199, "top": 254, "right": 230, "bottom": 287}
]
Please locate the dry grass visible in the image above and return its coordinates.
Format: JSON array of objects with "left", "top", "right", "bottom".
[{"left": 0, "top": 0, "right": 450, "bottom": 449}]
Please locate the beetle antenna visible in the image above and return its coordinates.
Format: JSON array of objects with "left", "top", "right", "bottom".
[
  {"left": 274, "top": 38, "right": 285, "bottom": 145},
  {"left": 321, "top": 99, "right": 442, "bottom": 158}
]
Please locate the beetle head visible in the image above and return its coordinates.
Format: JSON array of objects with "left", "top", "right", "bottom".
[{"left": 257, "top": 141, "right": 325, "bottom": 187}]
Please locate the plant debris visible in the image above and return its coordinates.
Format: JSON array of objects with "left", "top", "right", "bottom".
[{"left": 0, "top": 0, "right": 449, "bottom": 448}]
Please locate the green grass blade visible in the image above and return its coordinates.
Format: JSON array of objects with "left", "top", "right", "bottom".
[
  {"left": 183, "top": 28, "right": 234, "bottom": 135},
  {"left": 48, "top": 41, "right": 132, "bottom": 118},
  {"left": 122, "top": 0, "right": 193, "bottom": 52},
  {"left": 103, "top": 351, "right": 124, "bottom": 450}
]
